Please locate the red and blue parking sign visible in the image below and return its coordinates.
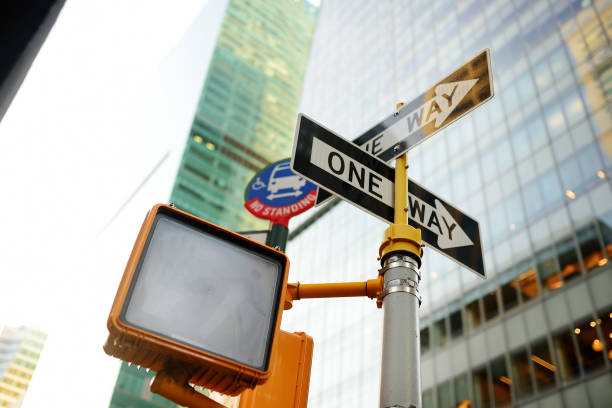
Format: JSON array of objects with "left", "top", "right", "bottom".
[{"left": 244, "top": 158, "right": 317, "bottom": 226}]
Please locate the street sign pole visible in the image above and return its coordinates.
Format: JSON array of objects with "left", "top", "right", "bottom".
[
  {"left": 291, "top": 104, "right": 488, "bottom": 407},
  {"left": 266, "top": 221, "right": 289, "bottom": 252},
  {"left": 379, "top": 104, "right": 423, "bottom": 408}
]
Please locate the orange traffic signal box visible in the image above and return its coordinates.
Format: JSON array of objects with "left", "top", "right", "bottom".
[
  {"left": 239, "top": 331, "right": 313, "bottom": 408},
  {"left": 104, "top": 204, "right": 290, "bottom": 396}
]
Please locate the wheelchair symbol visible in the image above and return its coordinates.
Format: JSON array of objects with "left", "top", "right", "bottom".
[{"left": 252, "top": 177, "right": 266, "bottom": 190}]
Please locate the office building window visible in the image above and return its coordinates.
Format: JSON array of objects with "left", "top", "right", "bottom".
[
  {"left": 551, "top": 329, "right": 581, "bottom": 382},
  {"left": 454, "top": 373, "right": 469, "bottom": 407},
  {"left": 536, "top": 247, "right": 563, "bottom": 291},
  {"left": 598, "top": 306, "right": 612, "bottom": 363},
  {"left": 517, "top": 266, "right": 539, "bottom": 302},
  {"left": 421, "top": 326, "right": 430, "bottom": 354},
  {"left": 556, "top": 237, "right": 582, "bottom": 283},
  {"left": 423, "top": 388, "right": 434, "bottom": 408},
  {"left": 437, "top": 380, "right": 451, "bottom": 408},
  {"left": 490, "top": 356, "right": 512, "bottom": 407},
  {"left": 500, "top": 280, "right": 519, "bottom": 312},
  {"left": 574, "top": 315, "right": 606, "bottom": 374},
  {"left": 433, "top": 318, "right": 448, "bottom": 348},
  {"left": 466, "top": 299, "right": 482, "bottom": 330},
  {"left": 449, "top": 306, "right": 463, "bottom": 339},
  {"left": 577, "top": 223, "right": 605, "bottom": 272},
  {"left": 530, "top": 337, "right": 556, "bottom": 392},
  {"left": 472, "top": 365, "right": 491, "bottom": 408},
  {"left": 483, "top": 290, "right": 500, "bottom": 321},
  {"left": 510, "top": 347, "right": 534, "bottom": 399}
]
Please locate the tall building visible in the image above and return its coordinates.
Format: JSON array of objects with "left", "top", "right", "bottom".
[
  {"left": 109, "top": 1, "right": 317, "bottom": 407},
  {"left": 282, "top": 0, "right": 612, "bottom": 407},
  {"left": 0, "top": 326, "right": 46, "bottom": 408},
  {"left": 169, "top": 0, "right": 318, "bottom": 232}
]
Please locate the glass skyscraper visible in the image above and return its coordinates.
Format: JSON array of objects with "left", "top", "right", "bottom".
[
  {"left": 0, "top": 326, "right": 46, "bottom": 408},
  {"left": 282, "top": 0, "right": 612, "bottom": 407},
  {"left": 109, "top": 1, "right": 317, "bottom": 407},
  {"left": 169, "top": 0, "right": 317, "bottom": 232}
]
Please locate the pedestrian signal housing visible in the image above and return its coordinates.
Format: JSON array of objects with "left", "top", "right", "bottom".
[{"left": 104, "top": 204, "right": 289, "bottom": 395}]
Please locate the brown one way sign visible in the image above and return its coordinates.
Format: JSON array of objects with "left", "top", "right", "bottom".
[{"left": 317, "top": 49, "right": 493, "bottom": 206}]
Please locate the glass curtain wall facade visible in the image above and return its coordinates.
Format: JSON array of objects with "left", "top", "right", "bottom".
[
  {"left": 0, "top": 326, "right": 46, "bottom": 407},
  {"left": 283, "top": 0, "right": 612, "bottom": 407},
  {"left": 169, "top": 0, "right": 318, "bottom": 232}
]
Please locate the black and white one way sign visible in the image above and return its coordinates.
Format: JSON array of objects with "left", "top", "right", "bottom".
[
  {"left": 291, "top": 114, "right": 485, "bottom": 277},
  {"left": 292, "top": 114, "right": 396, "bottom": 224}
]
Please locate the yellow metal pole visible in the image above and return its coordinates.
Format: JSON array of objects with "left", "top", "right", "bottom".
[
  {"left": 394, "top": 153, "right": 407, "bottom": 224},
  {"left": 283, "top": 278, "right": 383, "bottom": 310},
  {"left": 394, "top": 103, "right": 407, "bottom": 225}
]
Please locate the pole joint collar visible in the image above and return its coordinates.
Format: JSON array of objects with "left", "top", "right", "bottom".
[
  {"left": 378, "top": 224, "right": 423, "bottom": 267},
  {"left": 378, "top": 279, "right": 421, "bottom": 305}
]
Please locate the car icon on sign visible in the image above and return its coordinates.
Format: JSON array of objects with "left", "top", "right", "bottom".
[{"left": 268, "top": 162, "right": 306, "bottom": 193}]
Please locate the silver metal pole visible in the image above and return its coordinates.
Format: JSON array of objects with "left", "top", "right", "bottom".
[{"left": 379, "top": 254, "right": 422, "bottom": 408}]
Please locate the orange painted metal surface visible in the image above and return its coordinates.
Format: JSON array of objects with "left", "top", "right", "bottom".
[
  {"left": 150, "top": 369, "right": 227, "bottom": 408},
  {"left": 239, "top": 331, "right": 313, "bottom": 408},
  {"left": 284, "top": 278, "right": 382, "bottom": 310},
  {"left": 104, "top": 204, "right": 290, "bottom": 396}
]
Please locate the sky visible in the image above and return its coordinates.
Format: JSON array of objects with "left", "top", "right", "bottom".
[{"left": 0, "top": 0, "right": 229, "bottom": 405}]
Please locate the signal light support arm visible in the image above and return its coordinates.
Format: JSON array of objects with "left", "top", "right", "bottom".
[
  {"left": 284, "top": 277, "right": 383, "bottom": 310},
  {"left": 150, "top": 368, "right": 227, "bottom": 408}
]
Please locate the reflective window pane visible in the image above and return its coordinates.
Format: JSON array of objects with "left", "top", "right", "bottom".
[
  {"left": 421, "top": 326, "right": 430, "bottom": 354},
  {"left": 450, "top": 307, "right": 463, "bottom": 339},
  {"left": 556, "top": 237, "right": 582, "bottom": 283},
  {"left": 510, "top": 348, "right": 534, "bottom": 399},
  {"left": 433, "top": 317, "right": 448, "bottom": 348},
  {"left": 552, "top": 328, "right": 581, "bottom": 383},
  {"left": 423, "top": 388, "right": 434, "bottom": 408},
  {"left": 576, "top": 223, "right": 605, "bottom": 272},
  {"left": 501, "top": 280, "right": 519, "bottom": 312},
  {"left": 536, "top": 247, "right": 562, "bottom": 291},
  {"left": 518, "top": 266, "right": 540, "bottom": 302},
  {"left": 598, "top": 306, "right": 612, "bottom": 366},
  {"left": 472, "top": 365, "right": 492, "bottom": 408},
  {"left": 437, "top": 380, "right": 451, "bottom": 408},
  {"left": 466, "top": 299, "right": 482, "bottom": 330},
  {"left": 530, "top": 337, "right": 556, "bottom": 391},
  {"left": 454, "top": 373, "right": 469, "bottom": 407},
  {"left": 574, "top": 315, "right": 606, "bottom": 374},
  {"left": 483, "top": 290, "right": 500, "bottom": 321},
  {"left": 490, "top": 356, "right": 512, "bottom": 407}
]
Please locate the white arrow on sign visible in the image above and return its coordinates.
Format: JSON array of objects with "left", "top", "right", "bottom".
[
  {"left": 363, "top": 79, "right": 479, "bottom": 156},
  {"left": 266, "top": 190, "right": 303, "bottom": 200},
  {"left": 316, "top": 49, "right": 493, "bottom": 207},
  {"left": 406, "top": 192, "right": 473, "bottom": 249}
]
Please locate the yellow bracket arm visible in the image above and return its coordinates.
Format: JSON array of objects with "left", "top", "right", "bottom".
[{"left": 284, "top": 277, "right": 383, "bottom": 310}]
